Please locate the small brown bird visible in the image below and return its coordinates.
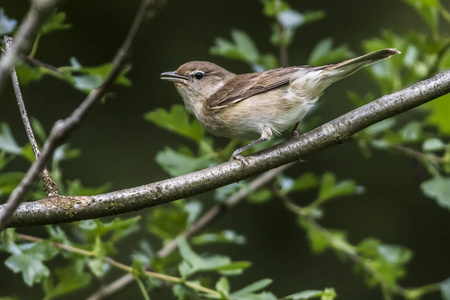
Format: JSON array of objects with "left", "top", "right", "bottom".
[{"left": 161, "top": 48, "right": 400, "bottom": 159}]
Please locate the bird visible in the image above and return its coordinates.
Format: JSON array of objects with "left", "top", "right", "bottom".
[{"left": 161, "top": 48, "right": 400, "bottom": 160}]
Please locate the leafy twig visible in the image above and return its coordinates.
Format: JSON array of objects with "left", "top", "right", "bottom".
[
  {"left": 0, "top": 0, "right": 62, "bottom": 91},
  {"left": 0, "top": 0, "right": 163, "bottom": 232},
  {"left": 17, "top": 233, "right": 220, "bottom": 297},
  {"left": 86, "top": 163, "right": 295, "bottom": 300},
  {"left": 274, "top": 187, "right": 443, "bottom": 299},
  {"left": 4, "top": 36, "right": 59, "bottom": 197}
]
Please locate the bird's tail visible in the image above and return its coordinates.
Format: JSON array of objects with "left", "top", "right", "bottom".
[{"left": 322, "top": 48, "right": 400, "bottom": 82}]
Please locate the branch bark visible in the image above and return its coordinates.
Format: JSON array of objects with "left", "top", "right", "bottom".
[{"left": 2, "top": 70, "right": 449, "bottom": 228}]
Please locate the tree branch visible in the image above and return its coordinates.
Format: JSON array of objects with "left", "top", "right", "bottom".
[
  {"left": 2, "top": 70, "right": 449, "bottom": 228},
  {"left": 0, "top": 0, "right": 62, "bottom": 92},
  {"left": 5, "top": 36, "right": 59, "bottom": 197},
  {"left": 0, "top": 0, "right": 162, "bottom": 231}
]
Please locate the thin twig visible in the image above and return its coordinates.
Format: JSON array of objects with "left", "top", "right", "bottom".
[
  {"left": 86, "top": 162, "right": 295, "bottom": 300},
  {"left": 0, "top": 0, "right": 62, "bottom": 92},
  {"left": 274, "top": 189, "right": 412, "bottom": 298},
  {"left": 2, "top": 70, "right": 449, "bottom": 228},
  {"left": 17, "top": 233, "right": 220, "bottom": 297},
  {"left": 4, "top": 36, "right": 59, "bottom": 197},
  {"left": 0, "top": 0, "right": 162, "bottom": 232}
]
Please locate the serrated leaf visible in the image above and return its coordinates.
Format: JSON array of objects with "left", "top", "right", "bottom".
[
  {"left": 231, "top": 279, "right": 273, "bottom": 298},
  {"left": 145, "top": 105, "right": 205, "bottom": 142},
  {"left": 0, "top": 8, "right": 18, "bottom": 35},
  {"left": 421, "top": 177, "right": 450, "bottom": 210},
  {"left": 4, "top": 242, "right": 59, "bottom": 286},
  {"left": 356, "top": 238, "right": 412, "bottom": 287},
  {"left": 40, "top": 11, "right": 71, "bottom": 35},
  {"left": 62, "top": 59, "right": 131, "bottom": 92},
  {"left": 178, "top": 237, "right": 249, "bottom": 277},
  {"left": 318, "top": 172, "right": 359, "bottom": 201}
]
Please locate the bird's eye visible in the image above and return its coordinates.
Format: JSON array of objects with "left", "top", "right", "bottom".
[{"left": 194, "top": 71, "right": 205, "bottom": 80}]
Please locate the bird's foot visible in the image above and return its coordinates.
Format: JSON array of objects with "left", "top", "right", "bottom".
[{"left": 290, "top": 130, "right": 300, "bottom": 139}]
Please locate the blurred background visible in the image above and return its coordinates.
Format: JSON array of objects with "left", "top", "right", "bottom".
[{"left": 1, "top": 0, "right": 449, "bottom": 299}]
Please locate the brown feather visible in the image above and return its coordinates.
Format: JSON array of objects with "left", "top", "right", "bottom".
[{"left": 206, "top": 67, "right": 301, "bottom": 109}]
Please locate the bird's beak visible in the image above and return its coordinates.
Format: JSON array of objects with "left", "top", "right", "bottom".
[{"left": 160, "top": 71, "right": 188, "bottom": 84}]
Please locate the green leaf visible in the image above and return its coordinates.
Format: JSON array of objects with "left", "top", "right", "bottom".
[
  {"left": 248, "top": 188, "right": 273, "bottom": 204},
  {"left": 356, "top": 238, "right": 412, "bottom": 287},
  {"left": 79, "top": 217, "right": 140, "bottom": 243},
  {"left": 14, "top": 62, "right": 46, "bottom": 86},
  {"left": 66, "top": 179, "right": 111, "bottom": 196},
  {"left": 145, "top": 105, "right": 205, "bottom": 142},
  {"left": 262, "top": 0, "right": 290, "bottom": 17},
  {"left": 424, "top": 94, "right": 450, "bottom": 135},
  {"left": 302, "top": 220, "right": 350, "bottom": 254},
  {"left": 216, "top": 277, "right": 230, "bottom": 296},
  {"left": 87, "top": 258, "right": 105, "bottom": 278},
  {"left": 31, "top": 118, "right": 47, "bottom": 143},
  {"left": 279, "top": 173, "right": 319, "bottom": 194},
  {"left": 308, "top": 38, "right": 352, "bottom": 66},
  {"left": 399, "top": 121, "right": 423, "bottom": 142},
  {"left": 231, "top": 279, "right": 273, "bottom": 298},
  {"left": 318, "top": 172, "right": 361, "bottom": 202},
  {"left": 278, "top": 10, "right": 303, "bottom": 28},
  {"left": 192, "top": 230, "right": 246, "bottom": 245},
  {"left": 421, "top": 177, "right": 450, "bottom": 210},
  {"left": 40, "top": 12, "right": 71, "bottom": 35},
  {"left": 0, "top": 123, "right": 22, "bottom": 154},
  {"left": 62, "top": 58, "right": 131, "bottom": 92},
  {"left": 0, "top": 172, "right": 23, "bottom": 197},
  {"left": 156, "top": 147, "right": 212, "bottom": 176},
  {"left": 4, "top": 242, "right": 59, "bottom": 286},
  {"left": 441, "top": 278, "right": 450, "bottom": 300},
  {"left": 42, "top": 259, "right": 92, "bottom": 300},
  {"left": 0, "top": 8, "right": 18, "bottom": 35},
  {"left": 210, "top": 29, "right": 259, "bottom": 63},
  {"left": 177, "top": 237, "right": 249, "bottom": 277},
  {"left": 281, "top": 288, "right": 337, "bottom": 300},
  {"left": 147, "top": 203, "right": 189, "bottom": 242},
  {"left": 422, "top": 138, "right": 446, "bottom": 152}
]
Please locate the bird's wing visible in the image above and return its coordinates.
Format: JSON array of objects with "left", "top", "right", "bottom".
[{"left": 206, "top": 67, "right": 300, "bottom": 109}]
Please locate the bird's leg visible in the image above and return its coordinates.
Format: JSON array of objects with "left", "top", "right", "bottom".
[
  {"left": 231, "top": 126, "right": 272, "bottom": 160},
  {"left": 290, "top": 121, "right": 300, "bottom": 138}
]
